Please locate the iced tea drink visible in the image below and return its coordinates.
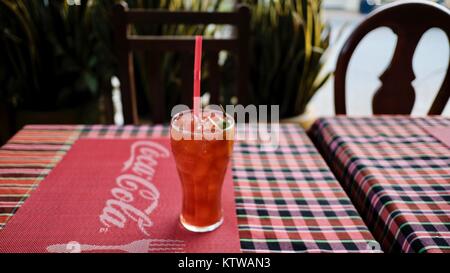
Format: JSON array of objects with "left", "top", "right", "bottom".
[{"left": 170, "top": 109, "right": 234, "bottom": 232}]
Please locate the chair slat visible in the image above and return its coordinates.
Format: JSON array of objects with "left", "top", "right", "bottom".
[
  {"left": 126, "top": 10, "right": 243, "bottom": 25},
  {"left": 128, "top": 36, "right": 238, "bottom": 52}
]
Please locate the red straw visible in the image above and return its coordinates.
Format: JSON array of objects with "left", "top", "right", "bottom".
[{"left": 193, "top": 36, "right": 203, "bottom": 118}]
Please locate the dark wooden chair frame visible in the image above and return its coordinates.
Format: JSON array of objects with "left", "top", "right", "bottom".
[
  {"left": 334, "top": 0, "right": 450, "bottom": 115},
  {"left": 112, "top": 2, "right": 250, "bottom": 124}
]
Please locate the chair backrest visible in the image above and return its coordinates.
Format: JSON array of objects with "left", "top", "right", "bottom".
[
  {"left": 335, "top": 1, "right": 450, "bottom": 115},
  {"left": 112, "top": 2, "right": 250, "bottom": 124}
]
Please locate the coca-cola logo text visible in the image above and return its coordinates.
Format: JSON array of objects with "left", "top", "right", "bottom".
[{"left": 99, "top": 141, "right": 170, "bottom": 235}]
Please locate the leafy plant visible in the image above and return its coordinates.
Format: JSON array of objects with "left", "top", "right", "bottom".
[
  {"left": 241, "top": 0, "right": 330, "bottom": 118},
  {"left": 0, "top": 0, "right": 227, "bottom": 120},
  {"left": 0, "top": 0, "right": 116, "bottom": 111}
]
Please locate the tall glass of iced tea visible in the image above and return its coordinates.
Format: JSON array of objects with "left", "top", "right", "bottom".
[{"left": 170, "top": 109, "right": 234, "bottom": 232}]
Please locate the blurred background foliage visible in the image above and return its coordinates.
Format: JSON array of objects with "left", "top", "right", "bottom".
[
  {"left": 241, "top": 0, "right": 330, "bottom": 117},
  {"left": 0, "top": 0, "right": 330, "bottom": 121},
  {"left": 0, "top": 0, "right": 227, "bottom": 119},
  {"left": 0, "top": 0, "right": 115, "bottom": 111}
]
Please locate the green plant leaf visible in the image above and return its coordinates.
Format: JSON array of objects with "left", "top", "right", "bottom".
[{"left": 82, "top": 71, "right": 98, "bottom": 94}]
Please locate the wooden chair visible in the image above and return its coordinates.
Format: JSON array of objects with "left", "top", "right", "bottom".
[
  {"left": 334, "top": 1, "right": 450, "bottom": 115},
  {"left": 112, "top": 2, "right": 250, "bottom": 124}
]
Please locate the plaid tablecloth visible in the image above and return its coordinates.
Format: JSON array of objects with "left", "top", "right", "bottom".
[
  {"left": 310, "top": 117, "right": 450, "bottom": 253},
  {"left": 0, "top": 124, "right": 379, "bottom": 253}
]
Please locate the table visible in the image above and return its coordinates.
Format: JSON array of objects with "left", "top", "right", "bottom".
[
  {"left": 310, "top": 116, "right": 450, "bottom": 253},
  {"left": 0, "top": 124, "right": 379, "bottom": 253}
]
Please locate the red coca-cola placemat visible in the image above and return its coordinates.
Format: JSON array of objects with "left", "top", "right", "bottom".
[{"left": 0, "top": 139, "right": 240, "bottom": 253}]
